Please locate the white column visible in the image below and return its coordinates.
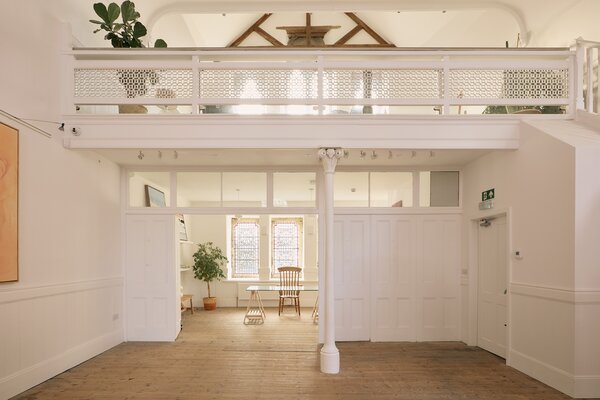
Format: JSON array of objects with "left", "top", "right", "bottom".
[{"left": 318, "top": 148, "right": 342, "bottom": 374}]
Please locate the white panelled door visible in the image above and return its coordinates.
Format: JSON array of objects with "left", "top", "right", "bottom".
[
  {"left": 418, "top": 216, "right": 461, "bottom": 341},
  {"left": 370, "top": 216, "right": 417, "bottom": 341},
  {"left": 333, "top": 215, "right": 370, "bottom": 341},
  {"left": 126, "top": 215, "right": 178, "bottom": 342},
  {"left": 477, "top": 215, "right": 508, "bottom": 358}
]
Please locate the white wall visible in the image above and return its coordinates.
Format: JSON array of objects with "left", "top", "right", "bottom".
[
  {"left": 0, "top": 4, "right": 122, "bottom": 399},
  {"left": 462, "top": 120, "right": 600, "bottom": 398},
  {"left": 573, "top": 140, "right": 600, "bottom": 395}
]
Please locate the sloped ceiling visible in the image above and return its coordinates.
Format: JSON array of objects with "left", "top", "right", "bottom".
[{"left": 46, "top": 0, "right": 600, "bottom": 48}]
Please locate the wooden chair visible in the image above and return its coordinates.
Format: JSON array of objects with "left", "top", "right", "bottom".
[{"left": 278, "top": 266, "right": 301, "bottom": 316}]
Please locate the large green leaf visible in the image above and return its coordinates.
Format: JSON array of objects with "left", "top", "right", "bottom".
[
  {"left": 154, "top": 39, "right": 167, "bottom": 48},
  {"left": 107, "top": 3, "right": 120, "bottom": 23},
  {"left": 93, "top": 3, "right": 109, "bottom": 23},
  {"left": 89, "top": 19, "right": 105, "bottom": 25},
  {"left": 132, "top": 21, "right": 147, "bottom": 38},
  {"left": 121, "top": 1, "right": 135, "bottom": 22}
]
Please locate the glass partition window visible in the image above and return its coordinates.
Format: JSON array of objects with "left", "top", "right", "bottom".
[
  {"left": 370, "top": 172, "right": 413, "bottom": 207},
  {"left": 129, "top": 172, "right": 170, "bottom": 207},
  {"left": 334, "top": 172, "right": 369, "bottom": 207},
  {"left": 223, "top": 172, "right": 267, "bottom": 207},
  {"left": 419, "top": 171, "right": 460, "bottom": 207},
  {"left": 177, "top": 172, "right": 221, "bottom": 207},
  {"left": 273, "top": 172, "right": 316, "bottom": 207},
  {"left": 231, "top": 218, "right": 260, "bottom": 278}
]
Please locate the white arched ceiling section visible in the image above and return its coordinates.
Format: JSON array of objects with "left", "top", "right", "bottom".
[{"left": 145, "top": 0, "right": 530, "bottom": 47}]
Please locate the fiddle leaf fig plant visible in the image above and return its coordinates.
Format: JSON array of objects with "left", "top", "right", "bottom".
[
  {"left": 90, "top": 1, "right": 167, "bottom": 48},
  {"left": 192, "top": 242, "right": 227, "bottom": 299},
  {"left": 90, "top": 1, "right": 167, "bottom": 100}
]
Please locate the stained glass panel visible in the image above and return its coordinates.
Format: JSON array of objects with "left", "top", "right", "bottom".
[
  {"left": 271, "top": 219, "right": 302, "bottom": 277},
  {"left": 232, "top": 219, "right": 260, "bottom": 277}
]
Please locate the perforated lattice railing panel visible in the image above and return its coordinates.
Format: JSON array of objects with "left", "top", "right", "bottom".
[
  {"left": 74, "top": 69, "right": 193, "bottom": 99},
  {"left": 449, "top": 69, "right": 569, "bottom": 99},
  {"left": 199, "top": 70, "right": 318, "bottom": 99},
  {"left": 323, "top": 69, "right": 443, "bottom": 99}
]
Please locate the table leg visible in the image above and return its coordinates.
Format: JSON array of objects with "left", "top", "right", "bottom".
[
  {"left": 256, "top": 291, "right": 266, "bottom": 318},
  {"left": 244, "top": 290, "right": 264, "bottom": 325}
]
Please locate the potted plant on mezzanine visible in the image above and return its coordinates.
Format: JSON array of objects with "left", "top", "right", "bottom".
[
  {"left": 191, "top": 242, "right": 227, "bottom": 311},
  {"left": 90, "top": 1, "right": 168, "bottom": 113}
]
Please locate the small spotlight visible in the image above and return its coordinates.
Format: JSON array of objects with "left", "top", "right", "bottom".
[
  {"left": 360, "top": 150, "right": 366, "bottom": 159},
  {"left": 388, "top": 150, "right": 393, "bottom": 159},
  {"left": 158, "top": 150, "right": 162, "bottom": 159},
  {"left": 411, "top": 151, "right": 416, "bottom": 158},
  {"left": 138, "top": 150, "right": 144, "bottom": 160},
  {"left": 174, "top": 150, "right": 179, "bottom": 159},
  {"left": 371, "top": 150, "right": 378, "bottom": 160}
]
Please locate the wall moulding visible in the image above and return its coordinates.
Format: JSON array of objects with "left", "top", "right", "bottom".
[
  {"left": 510, "top": 282, "right": 600, "bottom": 304},
  {"left": 0, "top": 277, "right": 123, "bottom": 304}
]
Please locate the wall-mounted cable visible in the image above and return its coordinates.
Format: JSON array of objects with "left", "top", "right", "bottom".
[{"left": 0, "top": 109, "right": 53, "bottom": 138}]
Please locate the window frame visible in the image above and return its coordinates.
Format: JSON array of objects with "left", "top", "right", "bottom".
[
  {"left": 270, "top": 217, "right": 304, "bottom": 279},
  {"left": 230, "top": 217, "right": 261, "bottom": 279}
]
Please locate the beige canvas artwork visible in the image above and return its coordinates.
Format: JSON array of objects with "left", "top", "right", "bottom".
[{"left": 0, "top": 123, "right": 18, "bottom": 282}]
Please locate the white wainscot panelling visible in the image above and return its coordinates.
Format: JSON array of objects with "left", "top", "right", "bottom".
[
  {"left": 333, "top": 214, "right": 461, "bottom": 343},
  {"left": 0, "top": 279, "right": 123, "bottom": 400}
]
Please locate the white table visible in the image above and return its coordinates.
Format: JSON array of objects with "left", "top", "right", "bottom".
[{"left": 244, "top": 284, "right": 318, "bottom": 325}]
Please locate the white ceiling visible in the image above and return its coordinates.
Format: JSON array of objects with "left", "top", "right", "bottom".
[
  {"left": 93, "top": 148, "right": 493, "bottom": 167},
  {"left": 44, "top": 0, "right": 600, "bottom": 48}
]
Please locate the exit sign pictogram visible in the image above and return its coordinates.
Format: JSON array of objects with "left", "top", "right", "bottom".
[{"left": 482, "top": 189, "right": 495, "bottom": 201}]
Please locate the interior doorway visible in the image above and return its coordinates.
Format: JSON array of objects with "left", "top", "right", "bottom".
[{"left": 477, "top": 214, "right": 508, "bottom": 358}]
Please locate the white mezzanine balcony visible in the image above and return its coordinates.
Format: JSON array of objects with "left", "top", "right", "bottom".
[
  {"left": 67, "top": 47, "right": 576, "bottom": 117},
  {"left": 61, "top": 44, "right": 600, "bottom": 150}
]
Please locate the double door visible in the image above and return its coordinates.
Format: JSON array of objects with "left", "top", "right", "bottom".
[{"left": 334, "top": 214, "right": 461, "bottom": 342}]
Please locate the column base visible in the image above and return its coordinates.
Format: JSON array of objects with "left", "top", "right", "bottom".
[{"left": 320, "top": 345, "right": 340, "bottom": 374}]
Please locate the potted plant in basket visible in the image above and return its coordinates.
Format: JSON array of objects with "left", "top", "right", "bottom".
[
  {"left": 90, "top": 1, "right": 168, "bottom": 112},
  {"left": 191, "top": 242, "right": 227, "bottom": 311}
]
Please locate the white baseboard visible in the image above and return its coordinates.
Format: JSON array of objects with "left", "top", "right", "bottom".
[
  {"left": 0, "top": 329, "right": 123, "bottom": 399},
  {"left": 509, "top": 349, "right": 574, "bottom": 397},
  {"left": 574, "top": 375, "right": 600, "bottom": 398}
]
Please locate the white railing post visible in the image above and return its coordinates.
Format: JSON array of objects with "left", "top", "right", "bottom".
[
  {"left": 587, "top": 47, "right": 594, "bottom": 112},
  {"left": 60, "top": 22, "right": 76, "bottom": 116},
  {"left": 442, "top": 56, "right": 450, "bottom": 115},
  {"left": 317, "top": 56, "right": 324, "bottom": 116},
  {"left": 192, "top": 55, "right": 200, "bottom": 115},
  {"left": 576, "top": 44, "right": 586, "bottom": 111},
  {"left": 597, "top": 48, "right": 600, "bottom": 114}
]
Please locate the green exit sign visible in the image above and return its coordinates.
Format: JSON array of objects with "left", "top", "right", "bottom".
[{"left": 482, "top": 189, "right": 495, "bottom": 201}]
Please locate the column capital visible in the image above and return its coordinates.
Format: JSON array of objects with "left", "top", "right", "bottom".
[{"left": 318, "top": 148, "right": 343, "bottom": 174}]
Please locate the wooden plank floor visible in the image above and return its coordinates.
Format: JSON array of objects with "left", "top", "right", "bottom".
[{"left": 12, "top": 308, "right": 573, "bottom": 400}]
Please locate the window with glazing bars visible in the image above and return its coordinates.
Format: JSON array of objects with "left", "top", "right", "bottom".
[
  {"left": 231, "top": 218, "right": 260, "bottom": 278},
  {"left": 271, "top": 218, "right": 303, "bottom": 278}
]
